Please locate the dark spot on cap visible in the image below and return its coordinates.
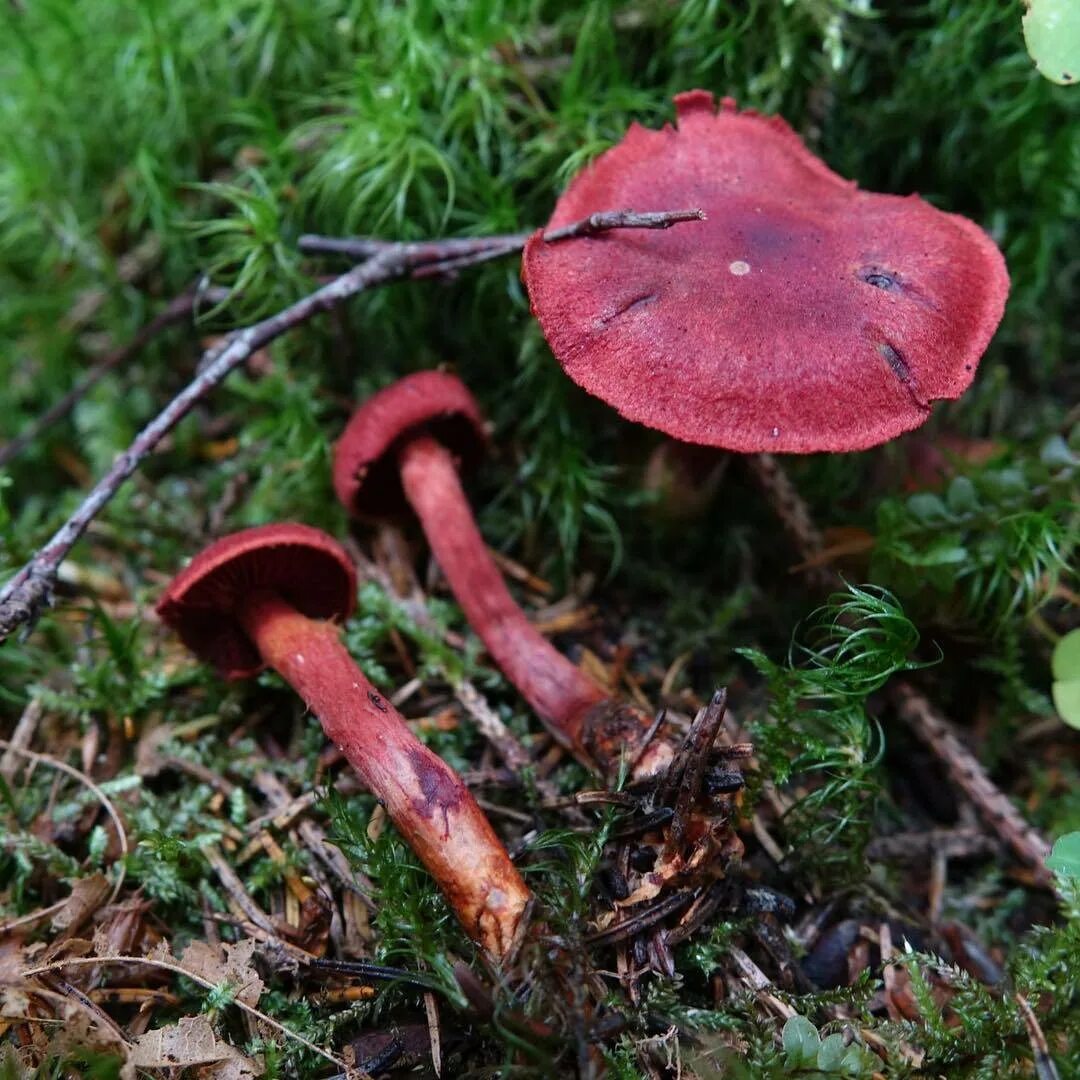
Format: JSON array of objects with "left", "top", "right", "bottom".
[
  {"left": 859, "top": 267, "right": 898, "bottom": 291},
  {"left": 368, "top": 690, "right": 388, "bottom": 712},
  {"left": 878, "top": 341, "right": 911, "bottom": 384}
]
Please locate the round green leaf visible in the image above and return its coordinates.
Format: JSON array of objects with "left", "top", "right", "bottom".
[
  {"left": 945, "top": 476, "right": 979, "bottom": 514},
  {"left": 782, "top": 1015, "right": 820, "bottom": 1068},
  {"left": 1023, "top": 0, "right": 1080, "bottom": 85},
  {"left": 1051, "top": 629, "right": 1080, "bottom": 681},
  {"left": 1046, "top": 832, "right": 1080, "bottom": 879},
  {"left": 1052, "top": 679, "right": 1080, "bottom": 729},
  {"left": 907, "top": 493, "right": 949, "bottom": 524},
  {"left": 817, "top": 1032, "right": 847, "bottom": 1071}
]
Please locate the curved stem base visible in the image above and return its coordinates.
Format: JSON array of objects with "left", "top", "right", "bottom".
[{"left": 400, "top": 435, "right": 671, "bottom": 778}]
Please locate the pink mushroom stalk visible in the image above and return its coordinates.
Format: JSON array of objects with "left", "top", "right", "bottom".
[
  {"left": 157, "top": 522, "right": 530, "bottom": 958},
  {"left": 333, "top": 372, "right": 671, "bottom": 780}
]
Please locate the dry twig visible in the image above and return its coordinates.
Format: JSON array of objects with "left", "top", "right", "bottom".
[
  {"left": 891, "top": 682, "right": 1056, "bottom": 893},
  {"left": 0, "top": 208, "right": 702, "bottom": 643},
  {"left": 0, "top": 738, "right": 128, "bottom": 903}
]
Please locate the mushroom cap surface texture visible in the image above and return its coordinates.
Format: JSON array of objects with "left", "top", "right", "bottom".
[
  {"left": 158, "top": 523, "right": 357, "bottom": 679},
  {"left": 522, "top": 91, "right": 1010, "bottom": 454},
  {"left": 333, "top": 370, "right": 487, "bottom": 518}
]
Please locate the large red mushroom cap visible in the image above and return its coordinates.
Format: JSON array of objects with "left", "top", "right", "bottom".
[
  {"left": 157, "top": 523, "right": 357, "bottom": 679},
  {"left": 522, "top": 91, "right": 1010, "bottom": 453},
  {"left": 333, "top": 370, "right": 487, "bottom": 518}
]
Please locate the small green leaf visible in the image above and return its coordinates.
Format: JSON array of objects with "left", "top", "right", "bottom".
[
  {"left": 1052, "top": 679, "right": 1080, "bottom": 728},
  {"left": 817, "top": 1032, "right": 847, "bottom": 1071},
  {"left": 1051, "top": 629, "right": 1080, "bottom": 681},
  {"left": 1051, "top": 630, "right": 1080, "bottom": 728},
  {"left": 907, "top": 493, "right": 949, "bottom": 524},
  {"left": 1040, "top": 434, "right": 1079, "bottom": 468},
  {"left": 1046, "top": 832, "right": 1080, "bottom": 878},
  {"left": 916, "top": 539, "right": 969, "bottom": 567},
  {"left": 783, "top": 1015, "right": 821, "bottom": 1068},
  {"left": 945, "top": 476, "right": 980, "bottom": 514},
  {"left": 1023, "top": 0, "right": 1080, "bottom": 85}
]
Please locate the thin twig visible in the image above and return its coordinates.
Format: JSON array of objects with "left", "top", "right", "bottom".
[
  {"left": 543, "top": 208, "right": 705, "bottom": 242},
  {"left": 658, "top": 689, "right": 727, "bottom": 855},
  {"left": 0, "top": 899, "right": 67, "bottom": 935},
  {"left": 19, "top": 955, "right": 358, "bottom": 1075},
  {"left": 298, "top": 955, "right": 445, "bottom": 992},
  {"left": 202, "top": 843, "right": 278, "bottom": 935},
  {"left": 0, "top": 697, "right": 43, "bottom": 780},
  {"left": 298, "top": 232, "right": 529, "bottom": 264},
  {"left": 0, "top": 737, "right": 128, "bottom": 903},
  {"left": 0, "top": 208, "right": 703, "bottom": 644},
  {"left": 728, "top": 945, "right": 796, "bottom": 1021},
  {"left": 866, "top": 826, "right": 999, "bottom": 862},
  {"left": 454, "top": 678, "right": 556, "bottom": 796},
  {"left": 0, "top": 285, "right": 228, "bottom": 469},
  {"left": 424, "top": 990, "right": 443, "bottom": 1078},
  {"left": 0, "top": 251, "right": 404, "bottom": 642},
  {"left": 1015, "top": 991, "right": 1061, "bottom": 1080},
  {"left": 297, "top": 207, "right": 704, "bottom": 266},
  {"left": 890, "top": 681, "right": 1057, "bottom": 894},
  {"left": 45, "top": 975, "right": 131, "bottom": 1049},
  {"left": 585, "top": 890, "right": 694, "bottom": 946}
]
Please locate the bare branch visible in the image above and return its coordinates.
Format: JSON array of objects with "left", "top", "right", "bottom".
[
  {"left": 0, "top": 208, "right": 705, "bottom": 643},
  {"left": 891, "top": 681, "right": 1057, "bottom": 894},
  {"left": 297, "top": 232, "right": 529, "bottom": 264},
  {"left": 0, "top": 250, "right": 405, "bottom": 642},
  {"left": 542, "top": 208, "right": 705, "bottom": 242},
  {"left": 0, "top": 737, "right": 128, "bottom": 903}
]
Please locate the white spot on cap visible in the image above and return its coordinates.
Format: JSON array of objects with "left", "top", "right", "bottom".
[
  {"left": 729, "top": 260, "right": 751, "bottom": 276},
  {"left": 771, "top": 427, "right": 780, "bottom": 438}
]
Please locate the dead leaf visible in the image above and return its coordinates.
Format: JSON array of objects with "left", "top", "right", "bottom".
[
  {"left": 92, "top": 898, "right": 151, "bottom": 959},
  {"left": 51, "top": 873, "right": 110, "bottom": 935},
  {"left": 180, "top": 939, "right": 264, "bottom": 1008},
  {"left": 148, "top": 938, "right": 175, "bottom": 964},
  {"left": 130, "top": 1015, "right": 262, "bottom": 1076},
  {"left": 44, "top": 999, "right": 135, "bottom": 1080},
  {"left": 134, "top": 724, "right": 175, "bottom": 778},
  {"left": 0, "top": 938, "right": 29, "bottom": 1019},
  {"left": 200, "top": 1057, "right": 265, "bottom": 1080}
]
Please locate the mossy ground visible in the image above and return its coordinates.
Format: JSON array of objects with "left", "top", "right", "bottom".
[{"left": 1, "top": 2, "right": 1078, "bottom": 1077}]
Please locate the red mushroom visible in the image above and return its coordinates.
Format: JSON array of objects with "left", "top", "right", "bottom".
[
  {"left": 156, "top": 522, "right": 530, "bottom": 958},
  {"left": 522, "top": 91, "right": 1009, "bottom": 454},
  {"left": 333, "top": 372, "right": 671, "bottom": 779}
]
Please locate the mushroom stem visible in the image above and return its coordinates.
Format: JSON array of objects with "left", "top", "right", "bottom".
[
  {"left": 398, "top": 435, "right": 669, "bottom": 778},
  {"left": 236, "top": 589, "right": 530, "bottom": 958}
]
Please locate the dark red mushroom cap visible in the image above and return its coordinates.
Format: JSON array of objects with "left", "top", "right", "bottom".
[
  {"left": 157, "top": 523, "right": 357, "bottom": 679},
  {"left": 333, "top": 370, "right": 487, "bottom": 519},
  {"left": 522, "top": 91, "right": 1010, "bottom": 453}
]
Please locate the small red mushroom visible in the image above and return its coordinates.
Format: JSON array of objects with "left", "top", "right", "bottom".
[
  {"left": 156, "top": 522, "right": 530, "bottom": 958},
  {"left": 333, "top": 372, "right": 671, "bottom": 779},
  {"left": 522, "top": 91, "right": 1009, "bottom": 454}
]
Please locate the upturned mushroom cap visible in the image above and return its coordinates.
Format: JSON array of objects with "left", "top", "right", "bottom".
[
  {"left": 522, "top": 91, "right": 1010, "bottom": 454},
  {"left": 157, "top": 523, "right": 357, "bottom": 679},
  {"left": 333, "top": 370, "right": 487, "bottom": 518}
]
